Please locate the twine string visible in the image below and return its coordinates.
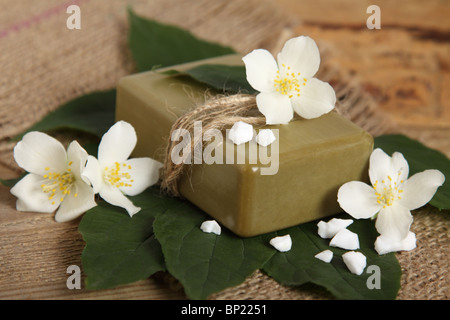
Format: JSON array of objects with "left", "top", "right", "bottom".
[{"left": 161, "top": 93, "right": 265, "bottom": 196}]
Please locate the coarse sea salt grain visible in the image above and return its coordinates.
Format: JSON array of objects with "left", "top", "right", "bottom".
[
  {"left": 314, "top": 249, "right": 333, "bottom": 263},
  {"left": 329, "top": 228, "right": 360, "bottom": 250},
  {"left": 255, "top": 129, "right": 276, "bottom": 147},
  {"left": 228, "top": 121, "right": 254, "bottom": 145},
  {"left": 342, "top": 251, "right": 366, "bottom": 275},
  {"left": 317, "top": 218, "right": 353, "bottom": 239},
  {"left": 270, "top": 235, "right": 292, "bottom": 252},
  {"left": 200, "top": 220, "right": 221, "bottom": 235},
  {"left": 374, "top": 231, "right": 417, "bottom": 255}
]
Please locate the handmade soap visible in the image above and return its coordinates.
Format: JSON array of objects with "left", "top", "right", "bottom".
[{"left": 116, "top": 54, "right": 373, "bottom": 237}]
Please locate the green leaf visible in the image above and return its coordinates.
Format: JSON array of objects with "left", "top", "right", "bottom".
[
  {"left": 79, "top": 186, "right": 401, "bottom": 299},
  {"left": 183, "top": 64, "right": 257, "bottom": 94},
  {"left": 13, "top": 90, "right": 116, "bottom": 141},
  {"left": 79, "top": 187, "right": 176, "bottom": 290},
  {"left": 153, "top": 204, "right": 276, "bottom": 300},
  {"left": 374, "top": 134, "right": 450, "bottom": 210},
  {"left": 128, "top": 8, "right": 236, "bottom": 72},
  {"left": 262, "top": 215, "right": 402, "bottom": 300}
]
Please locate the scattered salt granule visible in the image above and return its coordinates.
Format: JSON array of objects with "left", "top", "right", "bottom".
[
  {"left": 314, "top": 249, "right": 333, "bottom": 263},
  {"left": 329, "top": 228, "right": 360, "bottom": 250},
  {"left": 255, "top": 129, "right": 276, "bottom": 147},
  {"left": 342, "top": 251, "right": 367, "bottom": 275},
  {"left": 228, "top": 121, "right": 254, "bottom": 145},
  {"left": 200, "top": 220, "right": 221, "bottom": 235},
  {"left": 374, "top": 231, "right": 416, "bottom": 255},
  {"left": 317, "top": 218, "right": 353, "bottom": 239},
  {"left": 270, "top": 234, "right": 292, "bottom": 252}
]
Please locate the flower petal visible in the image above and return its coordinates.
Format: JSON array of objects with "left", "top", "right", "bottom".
[
  {"left": 16, "top": 199, "right": 33, "bottom": 212},
  {"left": 54, "top": 181, "right": 96, "bottom": 222},
  {"left": 369, "top": 149, "right": 410, "bottom": 188},
  {"left": 14, "top": 132, "right": 67, "bottom": 176},
  {"left": 374, "top": 231, "right": 416, "bottom": 255},
  {"left": 242, "top": 49, "right": 279, "bottom": 93},
  {"left": 269, "top": 234, "right": 292, "bottom": 252},
  {"left": 66, "top": 141, "right": 88, "bottom": 179},
  {"left": 120, "top": 158, "right": 163, "bottom": 196},
  {"left": 342, "top": 251, "right": 366, "bottom": 275},
  {"left": 10, "top": 173, "right": 60, "bottom": 213},
  {"left": 228, "top": 121, "right": 254, "bottom": 145},
  {"left": 337, "top": 181, "right": 382, "bottom": 219},
  {"left": 99, "top": 183, "right": 141, "bottom": 217},
  {"left": 317, "top": 218, "right": 353, "bottom": 239},
  {"left": 256, "top": 92, "right": 293, "bottom": 125},
  {"left": 329, "top": 228, "right": 360, "bottom": 250},
  {"left": 200, "top": 220, "right": 222, "bottom": 235},
  {"left": 375, "top": 204, "right": 413, "bottom": 241},
  {"left": 98, "top": 121, "right": 137, "bottom": 165},
  {"left": 399, "top": 169, "right": 445, "bottom": 210},
  {"left": 290, "top": 78, "right": 336, "bottom": 119},
  {"left": 368, "top": 148, "right": 394, "bottom": 186},
  {"left": 391, "top": 152, "right": 409, "bottom": 182},
  {"left": 277, "top": 36, "right": 320, "bottom": 78},
  {"left": 255, "top": 129, "right": 276, "bottom": 147},
  {"left": 81, "top": 155, "right": 103, "bottom": 194},
  {"left": 314, "top": 249, "right": 333, "bottom": 263}
]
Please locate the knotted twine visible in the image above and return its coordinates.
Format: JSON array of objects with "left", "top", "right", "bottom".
[{"left": 160, "top": 93, "right": 265, "bottom": 197}]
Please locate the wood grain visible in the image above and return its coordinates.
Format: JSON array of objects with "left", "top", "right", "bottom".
[
  {"left": 275, "top": 0, "right": 450, "bottom": 158},
  {"left": 276, "top": 0, "right": 450, "bottom": 33},
  {"left": 0, "top": 165, "right": 187, "bottom": 300}
]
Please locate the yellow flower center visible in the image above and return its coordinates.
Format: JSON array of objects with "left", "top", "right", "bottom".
[
  {"left": 373, "top": 173, "right": 404, "bottom": 208},
  {"left": 273, "top": 64, "right": 307, "bottom": 98},
  {"left": 41, "top": 161, "right": 77, "bottom": 205},
  {"left": 104, "top": 162, "right": 134, "bottom": 188}
]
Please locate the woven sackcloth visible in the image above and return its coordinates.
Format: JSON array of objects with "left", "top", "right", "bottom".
[{"left": 0, "top": 0, "right": 448, "bottom": 300}]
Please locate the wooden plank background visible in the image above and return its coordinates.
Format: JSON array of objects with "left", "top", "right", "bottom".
[{"left": 0, "top": 0, "right": 448, "bottom": 300}]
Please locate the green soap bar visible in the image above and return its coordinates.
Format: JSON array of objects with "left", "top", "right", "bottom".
[{"left": 116, "top": 54, "right": 373, "bottom": 237}]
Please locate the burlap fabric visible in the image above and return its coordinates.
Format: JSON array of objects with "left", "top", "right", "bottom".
[{"left": 0, "top": 0, "right": 448, "bottom": 299}]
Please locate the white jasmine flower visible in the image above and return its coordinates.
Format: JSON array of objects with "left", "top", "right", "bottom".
[
  {"left": 338, "top": 148, "right": 445, "bottom": 242},
  {"left": 270, "top": 234, "right": 292, "bottom": 252},
  {"left": 242, "top": 36, "right": 336, "bottom": 124},
  {"left": 82, "top": 121, "right": 163, "bottom": 217},
  {"left": 200, "top": 220, "right": 221, "bottom": 235},
  {"left": 10, "top": 132, "right": 96, "bottom": 222}
]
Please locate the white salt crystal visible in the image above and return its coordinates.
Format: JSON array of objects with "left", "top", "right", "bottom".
[
  {"left": 374, "top": 231, "right": 416, "bottom": 255},
  {"left": 317, "top": 218, "right": 353, "bottom": 239},
  {"left": 255, "top": 129, "right": 276, "bottom": 147},
  {"left": 228, "top": 121, "right": 254, "bottom": 145},
  {"left": 200, "top": 220, "right": 221, "bottom": 235},
  {"left": 270, "top": 235, "right": 292, "bottom": 252},
  {"left": 314, "top": 249, "right": 333, "bottom": 263},
  {"left": 342, "top": 251, "right": 367, "bottom": 275},
  {"left": 329, "top": 228, "right": 360, "bottom": 250}
]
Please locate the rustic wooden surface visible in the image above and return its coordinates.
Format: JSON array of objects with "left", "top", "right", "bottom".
[
  {"left": 276, "top": 0, "right": 450, "bottom": 158},
  {"left": 0, "top": 0, "right": 449, "bottom": 300}
]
